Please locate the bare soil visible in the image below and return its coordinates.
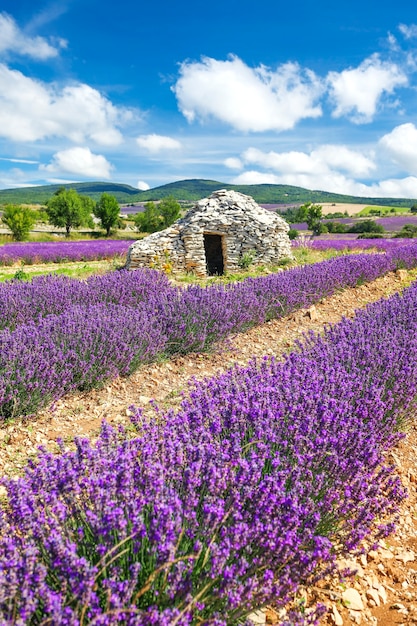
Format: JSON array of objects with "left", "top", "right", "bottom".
[{"left": 1, "top": 268, "right": 417, "bottom": 625}]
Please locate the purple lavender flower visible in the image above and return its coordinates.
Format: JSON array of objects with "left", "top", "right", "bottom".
[{"left": 2, "top": 278, "right": 417, "bottom": 623}]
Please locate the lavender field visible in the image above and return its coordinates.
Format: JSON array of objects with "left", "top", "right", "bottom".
[
  {"left": 2, "top": 261, "right": 417, "bottom": 623},
  {"left": 1, "top": 244, "right": 417, "bottom": 421},
  {"left": 293, "top": 237, "right": 416, "bottom": 251},
  {"left": 0, "top": 240, "right": 132, "bottom": 265}
]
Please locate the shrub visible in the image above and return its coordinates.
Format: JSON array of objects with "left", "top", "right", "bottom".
[{"left": 348, "top": 220, "right": 385, "bottom": 234}]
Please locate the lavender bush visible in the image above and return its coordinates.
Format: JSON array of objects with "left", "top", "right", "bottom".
[
  {"left": 2, "top": 279, "right": 417, "bottom": 624},
  {"left": 1, "top": 244, "right": 417, "bottom": 419},
  {"left": 0, "top": 240, "right": 132, "bottom": 266}
]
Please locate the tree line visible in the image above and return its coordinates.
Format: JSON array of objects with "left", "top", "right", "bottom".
[{"left": 0, "top": 188, "right": 182, "bottom": 241}]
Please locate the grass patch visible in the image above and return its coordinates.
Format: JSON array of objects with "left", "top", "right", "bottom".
[{"left": 358, "top": 206, "right": 412, "bottom": 217}]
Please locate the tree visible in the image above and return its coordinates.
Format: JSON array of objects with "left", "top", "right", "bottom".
[
  {"left": 94, "top": 193, "right": 120, "bottom": 236},
  {"left": 158, "top": 196, "right": 181, "bottom": 227},
  {"left": 134, "top": 202, "right": 163, "bottom": 233},
  {"left": 348, "top": 220, "right": 385, "bottom": 234},
  {"left": 46, "top": 189, "right": 94, "bottom": 237},
  {"left": 2, "top": 204, "right": 36, "bottom": 241},
  {"left": 411, "top": 204, "right": 417, "bottom": 213}
]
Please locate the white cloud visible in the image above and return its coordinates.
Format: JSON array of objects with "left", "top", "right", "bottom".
[
  {"left": 327, "top": 54, "right": 407, "bottom": 123},
  {"left": 399, "top": 23, "right": 417, "bottom": 39},
  {"left": 379, "top": 123, "right": 417, "bottom": 175},
  {"left": 40, "top": 147, "right": 113, "bottom": 179},
  {"left": 0, "top": 12, "right": 64, "bottom": 59},
  {"left": 0, "top": 156, "right": 39, "bottom": 164},
  {"left": 0, "top": 64, "right": 133, "bottom": 144},
  {"left": 241, "top": 145, "right": 375, "bottom": 178},
  {"left": 173, "top": 55, "right": 323, "bottom": 132},
  {"left": 137, "top": 180, "right": 150, "bottom": 190},
  {"left": 311, "top": 145, "right": 376, "bottom": 177},
  {"left": 136, "top": 134, "right": 182, "bottom": 154},
  {"left": 224, "top": 157, "right": 243, "bottom": 170}
]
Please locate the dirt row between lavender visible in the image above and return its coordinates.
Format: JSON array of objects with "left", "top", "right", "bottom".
[{"left": 1, "top": 269, "right": 417, "bottom": 625}]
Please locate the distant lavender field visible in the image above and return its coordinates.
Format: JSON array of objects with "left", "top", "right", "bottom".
[
  {"left": 293, "top": 237, "right": 414, "bottom": 251},
  {"left": 120, "top": 204, "right": 145, "bottom": 214},
  {"left": 376, "top": 215, "right": 417, "bottom": 230},
  {"left": 0, "top": 240, "right": 132, "bottom": 265},
  {"left": 293, "top": 215, "right": 417, "bottom": 233}
]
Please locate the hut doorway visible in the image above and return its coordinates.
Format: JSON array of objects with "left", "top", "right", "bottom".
[{"left": 203, "top": 234, "right": 224, "bottom": 275}]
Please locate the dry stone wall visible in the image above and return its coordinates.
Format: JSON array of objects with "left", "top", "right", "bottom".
[{"left": 125, "top": 189, "right": 293, "bottom": 276}]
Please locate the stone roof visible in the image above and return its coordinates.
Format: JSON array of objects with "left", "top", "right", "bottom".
[{"left": 126, "top": 189, "right": 292, "bottom": 276}]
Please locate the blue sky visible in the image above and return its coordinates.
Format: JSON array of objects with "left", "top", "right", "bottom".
[{"left": 1, "top": 0, "right": 417, "bottom": 197}]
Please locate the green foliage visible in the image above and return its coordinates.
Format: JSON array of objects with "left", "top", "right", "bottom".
[
  {"left": 134, "top": 197, "right": 181, "bottom": 232},
  {"left": 238, "top": 249, "right": 256, "bottom": 269},
  {"left": 46, "top": 189, "right": 94, "bottom": 237},
  {"left": 305, "top": 203, "right": 323, "bottom": 231},
  {"left": 158, "top": 196, "right": 181, "bottom": 227},
  {"left": 314, "top": 222, "right": 328, "bottom": 235},
  {"left": 288, "top": 228, "right": 299, "bottom": 240},
  {"left": 394, "top": 224, "right": 417, "bottom": 238},
  {"left": 134, "top": 202, "right": 163, "bottom": 233},
  {"left": 411, "top": 204, "right": 417, "bottom": 213},
  {"left": 325, "top": 221, "right": 348, "bottom": 234},
  {"left": 325, "top": 211, "right": 348, "bottom": 218},
  {"left": 348, "top": 219, "right": 385, "bottom": 234},
  {"left": 1, "top": 204, "right": 36, "bottom": 241},
  {"left": 94, "top": 193, "right": 120, "bottom": 236}
]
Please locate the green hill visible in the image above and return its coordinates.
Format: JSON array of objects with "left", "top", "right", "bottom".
[{"left": 0, "top": 178, "right": 415, "bottom": 208}]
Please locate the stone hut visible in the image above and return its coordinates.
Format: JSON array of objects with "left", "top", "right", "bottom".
[{"left": 125, "top": 189, "right": 293, "bottom": 276}]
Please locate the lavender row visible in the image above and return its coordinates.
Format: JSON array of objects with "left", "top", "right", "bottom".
[
  {"left": 1, "top": 243, "right": 417, "bottom": 335},
  {"left": 3, "top": 278, "right": 417, "bottom": 624},
  {"left": 1, "top": 245, "right": 417, "bottom": 420},
  {"left": 0, "top": 239, "right": 132, "bottom": 265}
]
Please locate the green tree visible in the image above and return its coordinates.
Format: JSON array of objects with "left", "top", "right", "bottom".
[
  {"left": 134, "top": 202, "right": 163, "bottom": 233},
  {"left": 94, "top": 193, "right": 120, "bottom": 236},
  {"left": 348, "top": 220, "right": 385, "bottom": 234},
  {"left": 306, "top": 204, "right": 323, "bottom": 233},
  {"left": 1, "top": 204, "right": 36, "bottom": 241},
  {"left": 394, "top": 224, "right": 417, "bottom": 238},
  {"left": 158, "top": 196, "right": 181, "bottom": 227},
  {"left": 46, "top": 189, "right": 94, "bottom": 237}
]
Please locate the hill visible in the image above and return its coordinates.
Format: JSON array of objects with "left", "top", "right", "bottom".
[{"left": 0, "top": 178, "right": 416, "bottom": 207}]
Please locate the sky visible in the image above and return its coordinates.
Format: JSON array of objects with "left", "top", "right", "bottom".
[{"left": 1, "top": 0, "right": 417, "bottom": 198}]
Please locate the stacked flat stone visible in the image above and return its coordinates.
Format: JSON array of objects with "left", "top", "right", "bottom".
[{"left": 125, "top": 189, "right": 293, "bottom": 276}]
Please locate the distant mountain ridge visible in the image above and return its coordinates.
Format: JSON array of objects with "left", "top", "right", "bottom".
[{"left": 0, "top": 178, "right": 415, "bottom": 207}]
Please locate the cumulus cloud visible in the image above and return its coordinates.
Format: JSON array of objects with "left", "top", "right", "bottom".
[
  {"left": 0, "top": 12, "right": 65, "bottom": 59},
  {"left": 136, "top": 134, "right": 182, "bottom": 154},
  {"left": 379, "top": 123, "right": 417, "bottom": 174},
  {"left": 224, "top": 157, "right": 243, "bottom": 170},
  {"left": 137, "top": 180, "right": 150, "bottom": 190},
  {"left": 173, "top": 55, "right": 323, "bottom": 132},
  {"left": 0, "top": 64, "right": 133, "bottom": 144},
  {"left": 311, "top": 145, "right": 376, "bottom": 177},
  {"left": 229, "top": 144, "right": 381, "bottom": 196},
  {"left": 241, "top": 145, "right": 375, "bottom": 178},
  {"left": 399, "top": 23, "right": 417, "bottom": 39},
  {"left": 327, "top": 55, "right": 407, "bottom": 123},
  {"left": 40, "top": 147, "right": 113, "bottom": 179}
]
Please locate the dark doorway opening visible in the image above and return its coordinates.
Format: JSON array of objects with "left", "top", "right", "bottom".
[{"left": 204, "top": 234, "right": 224, "bottom": 275}]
